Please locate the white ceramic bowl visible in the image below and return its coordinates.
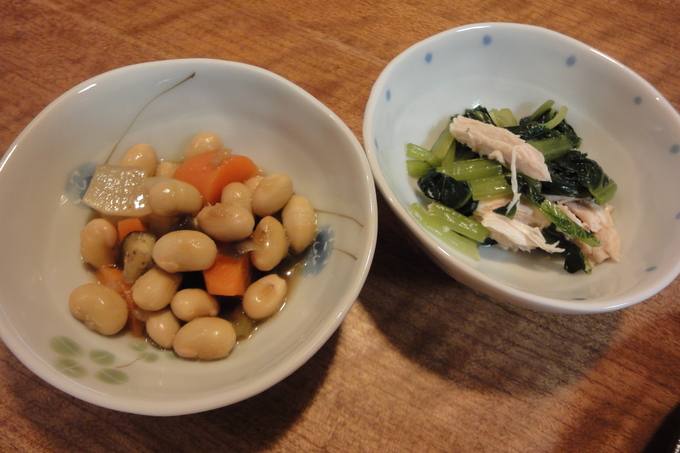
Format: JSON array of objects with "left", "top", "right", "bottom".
[
  {"left": 364, "top": 23, "right": 680, "bottom": 314},
  {"left": 0, "top": 59, "right": 377, "bottom": 415}
]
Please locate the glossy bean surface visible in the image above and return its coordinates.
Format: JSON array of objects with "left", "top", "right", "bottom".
[
  {"left": 282, "top": 194, "right": 317, "bottom": 253},
  {"left": 184, "top": 132, "right": 223, "bottom": 160},
  {"left": 251, "top": 173, "right": 293, "bottom": 217},
  {"left": 155, "top": 161, "right": 180, "bottom": 178},
  {"left": 69, "top": 283, "right": 128, "bottom": 335},
  {"left": 79, "top": 218, "right": 119, "bottom": 268},
  {"left": 221, "top": 182, "right": 253, "bottom": 213},
  {"left": 173, "top": 317, "right": 237, "bottom": 360},
  {"left": 121, "top": 144, "right": 158, "bottom": 176},
  {"left": 242, "top": 274, "right": 287, "bottom": 320},
  {"left": 147, "top": 179, "right": 203, "bottom": 217},
  {"left": 170, "top": 288, "right": 220, "bottom": 322},
  {"left": 131, "top": 266, "right": 183, "bottom": 311},
  {"left": 251, "top": 216, "right": 289, "bottom": 271},
  {"left": 153, "top": 230, "right": 218, "bottom": 273},
  {"left": 197, "top": 203, "right": 255, "bottom": 242},
  {"left": 244, "top": 175, "right": 264, "bottom": 192},
  {"left": 145, "top": 309, "right": 181, "bottom": 349}
]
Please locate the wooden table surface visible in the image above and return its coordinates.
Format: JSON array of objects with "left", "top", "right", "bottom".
[{"left": 2, "top": 0, "right": 680, "bottom": 451}]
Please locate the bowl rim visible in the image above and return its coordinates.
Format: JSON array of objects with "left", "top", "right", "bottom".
[
  {"left": 0, "top": 58, "right": 378, "bottom": 415},
  {"left": 362, "top": 22, "right": 680, "bottom": 314}
]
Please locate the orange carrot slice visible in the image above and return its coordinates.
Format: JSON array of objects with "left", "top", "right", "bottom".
[
  {"left": 173, "top": 151, "right": 260, "bottom": 205},
  {"left": 203, "top": 253, "right": 252, "bottom": 297},
  {"left": 117, "top": 217, "right": 148, "bottom": 243}
]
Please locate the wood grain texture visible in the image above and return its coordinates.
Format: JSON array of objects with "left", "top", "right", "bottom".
[{"left": 1, "top": 0, "right": 680, "bottom": 451}]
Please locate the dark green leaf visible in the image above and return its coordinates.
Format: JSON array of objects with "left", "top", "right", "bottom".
[
  {"left": 417, "top": 168, "right": 478, "bottom": 216},
  {"left": 542, "top": 224, "right": 591, "bottom": 274},
  {"left": 543, "top": 151, "right": 617, "bottom": 204}
]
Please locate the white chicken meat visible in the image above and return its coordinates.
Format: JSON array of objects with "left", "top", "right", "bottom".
[
  {"left": 474, "top": 197, "right": 563, "bottom": 254},
  {"left": 549, "top": 196, "right": 621, "bottom": 264},
  {"left": 450, "top": 115, "right": 552, "bottom": 182}
]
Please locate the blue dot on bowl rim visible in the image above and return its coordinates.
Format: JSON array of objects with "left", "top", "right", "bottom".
[
  {"left": 566, "top": 55, "right": 577, "bottom": 67},
  {"left": 425, "top": 52, "right": 432, "bottom": 63},
  {"left": 386, "top": 89, "right": 391, "bottom": 101},
  {"left": 374, "top": 138, "right": 379, "bottom": 151},
  {"left": 675, "top": 212, "right": 680, "bottom": 220},
  {"left": 646, "top": 266, "right": 657, "bottom": 272},
  {"left": 634, "top": 96, "right": 643, "bottom": 105},
  {"left": 671, "top": 144, "right": 680, "bottom": 154},
  {"left": 483, "top": 35, "right": 492, "bottom": 46}
]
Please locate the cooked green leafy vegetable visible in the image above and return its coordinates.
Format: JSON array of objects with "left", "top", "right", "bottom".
[
  {"left": 417, "top": 168, "right": 478, "bottom": 216},
  {"left": 406, "top": 101, "right": 620, "bottom": 273},
  {"left": 541, "top": 224, "right": 591, "bottom": 274},
  {"left": 543, "top": 150, "right": 618, "bottom": 204},
  {"left": 408, "top": 203, "right": 481, "bottom": 260},
  {"left": 514, "top": 174, "right": 600, "bottom": 247}
]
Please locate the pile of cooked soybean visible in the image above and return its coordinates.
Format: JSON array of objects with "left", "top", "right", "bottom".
[{"left": 69, "top": 132, "right": 317, "bottom": 360}]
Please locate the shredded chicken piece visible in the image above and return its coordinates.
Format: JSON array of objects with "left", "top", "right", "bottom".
[
  {"left": 475, "top": 198, "right": 560, "bottom": 253},
  {"left": 477, "top": 211, "right": 564, "bottom": 254},
  {"left": 475, "top": 197, "right": 551, "bottom": 229},
  {"left": 550, "top": 197, "right": 621, "bottom": 264},
  {"left": 449, "top": 116, "right": 551, "bottom": 181}
]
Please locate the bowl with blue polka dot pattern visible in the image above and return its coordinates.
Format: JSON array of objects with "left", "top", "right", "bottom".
[{"left": 363, "top": 23, "right": 680, "bottom": 314}]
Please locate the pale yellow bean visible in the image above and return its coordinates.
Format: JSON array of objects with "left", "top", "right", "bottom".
[
  {"left": 121, "top": 144, "right": 158, "bottom": 176},
  {"left": 69, "top": 283, "right": 128, "bottom": 335},
  {"left": 197, "top": 203, "right": 255, "bottom": 242},
  {"left": 173, "top": 317, "right": 237, "bottom": 360},
  {"left": 152, "top": 230, "right": 218, "bottom": 273},
  {"left": 147, "top": 179, "right": 203, "bottom": 217},
  {"left": 242, "top": 274, "right": 287, "bottom": 320},
  {"left": 184, "top": 132, "right": 223, "bottom": 160},
  {"left": 156, "top": 161, "right": 180, "bottom": 178},
  {"left": 145, "top": 309, "right": 181, "bottom": 349},
  {"left": 170, "top": 288, "right": 219, "bottom": 322},
  {"left": 131, "top": 267, "right": 183, "bottom": 311},
  {"left": 282, "top": 195, "right": 317, "bottom": 253},
  {"left": 221, "top": 182, "right": 253, "bottom": 213},
  {"left": 251, "top": 173, "right": 293, "bottom": 217},
  {"left": 251, "top": 216, "right": 289, "bottom": 271},
  {"left": 80, "top": 218, "right": 119, "bottom": 268},
  {"left": 244, "top": 175, "right": 264, "bottom": 192}
]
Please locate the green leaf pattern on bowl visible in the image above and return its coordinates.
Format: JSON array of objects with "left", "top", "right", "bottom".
[
  {"left": 95, "top": 368, "right": 129, "bottom": 385},
  {"left": 89, "top": 349, "right": 116, "bottom": 366},
  {"left": 50, "top": 335, "right": 164, "bottom": 385},
  {"left": 53, "top": 357, "right": 87, "bottom": 379}
]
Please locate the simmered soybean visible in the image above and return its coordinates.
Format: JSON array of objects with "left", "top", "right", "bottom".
[
  {"left": 152, "top": 230, "right": 218, "bottom": 273},
  {"left": 251, "top": 216, "right": 289, "bottom": 271},
  {"left": 282, "top": 195, "right": 317, "bottom": 253},
  {"left": 72, "top": 132, "right": 319, "bottom": 362},
  {"left": 131, "top": 266, "right": 183, "bottom": 311},
  {"left": 173, "top": 317, "right": 237, "bottom": 360},
  {"left": 242, "top": 274, "right": 287, "bottom": 320},
  {"left": 147, "top": 179, "right": 203, "bottom": 217},
  {"left": 80, "top": 218, "right": 119, "bottom": 268},
  {"left": 251, "top": 173, "right": 293, "bottom": 217},
  {"left": 69, "top": 283, "right": 128, "bottom": 335},
  {"left": 197, "top": 203, "right": 255, "bottom": 242},
  {"left": 146, "top": 309, "right": 181, "bottom": 349},
  {"left": 170, "top": 288, "right": 220, "bottom": 322}
]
